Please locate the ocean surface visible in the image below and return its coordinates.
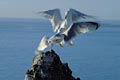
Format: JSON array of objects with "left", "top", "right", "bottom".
[{"left": 0, "top": 18, "right": 120, "bottom": 80}]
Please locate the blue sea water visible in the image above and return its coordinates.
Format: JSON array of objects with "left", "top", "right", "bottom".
[{"left": 0, "top": 18, "right": 120, "bottom": 80}]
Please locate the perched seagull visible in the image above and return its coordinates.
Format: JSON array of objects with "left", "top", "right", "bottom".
[{"left": 37, "top": 8, "right": 100, "bottom": 51}]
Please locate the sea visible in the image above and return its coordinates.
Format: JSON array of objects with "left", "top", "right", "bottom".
[{"left": 0, "top": 18, "right": 120, "bottom": 80}]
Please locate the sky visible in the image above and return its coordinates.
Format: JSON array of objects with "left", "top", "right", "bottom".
[{"left": 0, "top": 0, "right": 120, "bottom": 20}]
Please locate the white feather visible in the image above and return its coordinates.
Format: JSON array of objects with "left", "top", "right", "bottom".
[
  {"left": 37, "top": 36, "right": 49, "bottom": 51},
  {"left": 38, "top": 9, "right": 62, "bottom": 32}
]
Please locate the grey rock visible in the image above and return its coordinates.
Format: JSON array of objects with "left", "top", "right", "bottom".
[{"left": 25, "top": 50, "right": 80, "bottom": 80}]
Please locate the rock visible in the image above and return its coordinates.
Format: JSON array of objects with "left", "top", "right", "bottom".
[{"left": 25, "top": 50, "right": 80, "bottom": 80}]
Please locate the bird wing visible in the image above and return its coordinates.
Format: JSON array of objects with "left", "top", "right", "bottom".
[
  {"left": 38, "top": 9, "right": 62, "bottom": 32},
  {"left": 67, "top": 8, "right": 93, "bottom": 21},
  {"left": 37, "top": 36, "right": 49, "bottom": 51},
  {"left": 63, "top": 22, "right": 99, "bottom": 42},
  {"left": 60, "top": 8, "right": 93, "bottom": 32}
]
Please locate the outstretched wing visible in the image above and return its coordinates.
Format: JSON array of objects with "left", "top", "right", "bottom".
[
  {"left": 38, "top": 9, "right": 62, "bottom": 32},
  {"left": 64, "top": 22, "right": 100, "bottom": 42},
  {"left": 65, "top": 8, "right": 93, "bottom": 22},
  {"left": 60, "top": 8, "right": 93, "bottom": 32},
  {"left": 37, "top": 36, "right": 49, "bottom": 51}
]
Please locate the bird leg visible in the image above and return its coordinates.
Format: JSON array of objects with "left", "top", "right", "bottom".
[{"left": 68, "top": 41, "right": 73, "bottom": 46}]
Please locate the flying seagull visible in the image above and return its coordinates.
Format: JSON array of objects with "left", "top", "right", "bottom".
[
  {"left": 37, "top": 8, "right": 92, "bottom": 33},
  {"left": 37, "top": 8, "right": 100, "bottom": 51}
]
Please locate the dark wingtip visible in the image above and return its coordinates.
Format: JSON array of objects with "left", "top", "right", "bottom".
[
  {"left": 96, "top": 23, "right": 100, "bottom": 30},
  {"left": 87, "top": 22, "right": 100, "bottom": 30}
]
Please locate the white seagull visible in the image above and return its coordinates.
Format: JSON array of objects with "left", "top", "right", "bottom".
[{"left": 37, "top": 8, "right": 100, "bottom": 51}]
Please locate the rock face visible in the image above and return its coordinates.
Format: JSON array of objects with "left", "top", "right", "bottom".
[{"left": 25, "top": 50, "right": 80, "bottom": 80}]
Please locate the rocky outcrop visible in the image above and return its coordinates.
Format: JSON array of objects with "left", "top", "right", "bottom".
[{"left": 25, "top": 50, "right": 80, "bottom": 80}]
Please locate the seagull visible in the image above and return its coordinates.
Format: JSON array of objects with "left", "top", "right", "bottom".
[{"left": 37, "top": 8, "right": 100, "bottom": 51}]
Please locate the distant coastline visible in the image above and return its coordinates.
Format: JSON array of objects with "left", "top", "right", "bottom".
[{"left": 0, "top": 17, "right": 120, "bottom": 27}]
